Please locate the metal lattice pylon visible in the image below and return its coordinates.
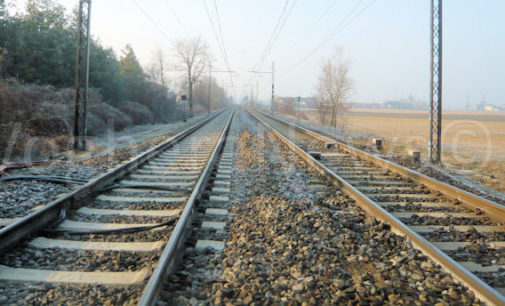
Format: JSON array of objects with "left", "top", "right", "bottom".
[{"left": 429, "top": 0, "right": 442, "bottom": 163}]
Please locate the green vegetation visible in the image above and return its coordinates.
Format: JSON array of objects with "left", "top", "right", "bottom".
[
  {"left": 0, "top": 0, "right": 176, "bottom": 115},
  {"left": 0, "top": 0, "right": 232, "bottom": 160},
  {"left": 0, "top": 0, "right": 186, "bottom": 159}
]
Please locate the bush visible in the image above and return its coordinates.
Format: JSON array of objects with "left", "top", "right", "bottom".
[
  {"left": 278, "top": 98, "right": 296, "bottom": 116},
  {"left": 86, "top": 113, "right": 107, "bottom": 136},
  {"left": 118, "top": 101, "right": 154, "bottom": 125},
  {"left": 88, "top": 102, "right": 132, "bottom": 131},
  {"left": 0, "top": 79, "right": 58, "bottom": 125},
  {"left": 25, "top": 115, "right": 69, "bottom": 136}
]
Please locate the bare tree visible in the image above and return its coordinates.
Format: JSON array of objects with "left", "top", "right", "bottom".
[
  {"left": 316, "top": 48, "right": 352, "bottom": 129},
  {"left": 173, "top": 37, "right": 209, "bottom": 117},
  {"left": 146, "top": 49, "right": 169, "bottom": 88}
]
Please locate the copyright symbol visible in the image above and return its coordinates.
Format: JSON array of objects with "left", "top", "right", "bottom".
[{"left": 442, "top": 120, "right": 492, "bottom": 166}]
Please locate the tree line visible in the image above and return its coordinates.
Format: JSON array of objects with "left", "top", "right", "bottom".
[
  {"left": 0, "top": 0, "right": 227, "bottom": 122},
  {"left": 0, "top": 0, "right": 230, "bottom": 159}
]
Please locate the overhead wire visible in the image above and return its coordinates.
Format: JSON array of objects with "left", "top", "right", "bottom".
[
  {"left": 287, "top": 0, "right": 339, "bottom": 50},
  {"left": 212, "top": 0, "right": 236, "bottom": 95},
  {"left": 164, "top": 0, "right": 190, "bottom": 36},
  {"left": 202, "top": 0, "right": 227, "bottom": 65},
  {"left": 263, "top": 0, "right": 298, "bottom": 61},
  {"left": 202, "top": 0, "right": 237, "bottom": 97},
  {"left": 252, "top": 0, "right": 291, "bottom": 71},
  {"left": 284, "top": 0, "right": 377, "bottom": 73},
  {"left": 131, "top": 0, "right": 172, "bottom": 43},
  {"left": 245, "top": 0, "right": 297, "bottom": 101}
]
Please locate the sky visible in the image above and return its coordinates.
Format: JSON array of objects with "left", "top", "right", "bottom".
[{"left": 7, "top": 0, "right": 505, "bottom": 109}]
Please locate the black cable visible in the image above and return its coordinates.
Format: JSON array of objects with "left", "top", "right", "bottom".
[
  {"left": 96, "top": 183, "right": 190, "bottom": 193},
  {"left": 284, "top": 0, "right": 377, "bottom": 73},
  {"left": 44, "top": 218, "right": 178, "bottom": 235},
  {"left": 0, "top": 175, "right": 87, "bottom": 185},
  {"left": 131, "top": 0, "right": 172, "bottom": 43},
  {"left": 164, "top": 0, "right": 190, "bottom": 36}
]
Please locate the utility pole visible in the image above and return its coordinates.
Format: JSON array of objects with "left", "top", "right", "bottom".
[
  {"left": 256, "top": 79, "right": 259, "bottom": 105},
  {"left": 271, "top": 61, "right": 275, "bottom": 114},
  {"left": 248, "top": 62, "right": 274, "bottom": 112},
  {"left": 429, "top": 0, "right": 442, "bottom": 163},
  {"left": 83, "top": 0, "right": 91, "bottom": 150},
  {"left": 297, "top": 96, "right": 301, "bottom": 122},
  {"left": 208, "top": 63, "right": 211, "bottom": 113},
  {"left": 73, "top": 0, "right": 91, "bottom": 151}
]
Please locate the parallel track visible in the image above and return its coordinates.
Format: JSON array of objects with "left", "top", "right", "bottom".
[
  {"left": 250, "top": 109, "right": 505, "bottom": 305},
  {"left": 0, "top": 109, "right": 234, "bottom": 305}
]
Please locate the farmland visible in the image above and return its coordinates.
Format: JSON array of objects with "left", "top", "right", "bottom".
[{"left": 298, "top": 108, "right": 505, "bottom": 193}]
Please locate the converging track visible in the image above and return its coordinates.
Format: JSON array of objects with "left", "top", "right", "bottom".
[
  {"left": 1, "top": 107, "right": 505, "bottom": 304},
  {"left": 0, "top": 109, "right": 235, "bottom": 304},
  {"left": 250, "top": 109, "right": 505, "bottom": 305}
]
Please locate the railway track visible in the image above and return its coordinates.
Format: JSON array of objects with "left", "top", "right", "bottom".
[
  {"left": 0, "top": 109, "right": 235, "bottom": 304},
  {"left": 250, "top": 109, "right": 505, "bottom": 305}
]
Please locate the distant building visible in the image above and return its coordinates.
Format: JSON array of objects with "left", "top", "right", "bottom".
[
  {"left": 477, "top": 101, "right": 503, "bottom": 112},
  {"left": 383, "top": 99, "right": 426, "bottom": 110},
  {"left": 484, "top": 105, "right": 498, "bottom": 112},
  {"left": 343, "top": 102, "right": 383, "bottom": 109},
  {"left": 276, "top": 97, "right": 315, "bottom": 109}
]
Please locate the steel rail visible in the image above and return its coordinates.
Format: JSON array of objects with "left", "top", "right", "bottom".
[
  {"left": 138, "top": 109, "right": 235, "bottom": 305},
  {"left": 248, "top": 109, "right": 505, "bottom": 305},
  {"left": 258, "top": 110, "right": 505, "bottom": 222},
  {"left": 0, "top": 109, "right": 227, "bottom": 254}
]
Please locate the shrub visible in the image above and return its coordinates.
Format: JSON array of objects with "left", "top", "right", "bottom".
[
  {"left": 86, "top": 113, "right": 106, "bottom": 136},
  {"left": 25, "top": 115, "right": 69, "bottom": 136},
  {"left": 278, "top": 98, "right": 296, "bottom": 116},
  {"left": 88, "top": 102, "right": 132, "bottom": 131},
  {"left": 118, "top": 101, "right": 154, "bottom": 125}
]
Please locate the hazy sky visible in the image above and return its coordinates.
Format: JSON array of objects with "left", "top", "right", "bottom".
[{"left": 7, "top": 0, "right": 505, "bottom": 109}]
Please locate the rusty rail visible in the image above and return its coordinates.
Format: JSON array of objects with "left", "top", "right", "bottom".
[{"left": 249, "top": 109, "right": 505, "bottom": 305}]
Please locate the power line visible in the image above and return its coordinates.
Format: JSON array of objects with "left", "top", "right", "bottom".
[
  {"left": 213, "top": 0, "right": 229, "bottom": 65},
  {"left": 164, "top": 0, "right": 190, "bottom": 36},
  {"left": 287, "top": 0, "right": 339, "bottom": 50},
  {"left": 202, "top": 0, "right": 238, "bottom": 95},
  {"left": 131, "top": 0, "right": 171, "bottom": 43},
  {"left": 267, "top": 0, "right": 298, "bottom": 54},
  {"left": 246, "top": 0, "right": 297, "bottom": 101},
  {"left": 284, "top": 0, "right": 376, "bottom": 73},
  {"left": 212, "top": 0, "right": 235, "bottom": 94},
  {"left": 262, "top": 0, "right": 298, "bottom": 65},
  {"left": 201, "top": 0, "right": 227, "bottom": 68},
  {"left": 253, "top": 0, "right": 292, "bottom": 70}
]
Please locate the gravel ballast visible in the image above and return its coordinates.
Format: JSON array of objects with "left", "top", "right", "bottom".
[
  {"left": 0, "top": 111, "right": 232, "bottom": 305},
  {"left": 161, "top": 109, "right": 483, "bottom": 305},
  {"left": 0, "top": 111, "right": 218, "bottom": 220}
]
